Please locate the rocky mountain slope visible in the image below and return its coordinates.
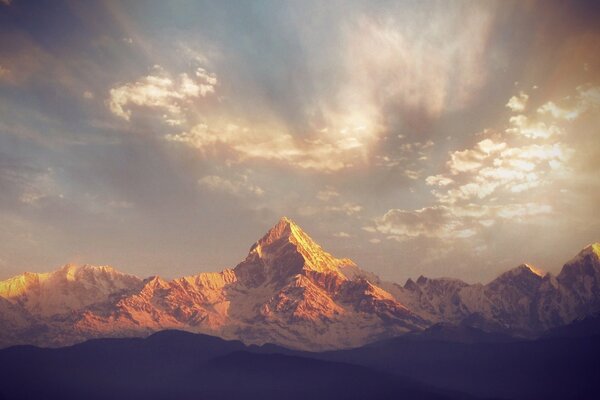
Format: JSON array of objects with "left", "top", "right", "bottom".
[{"left": 0, "top": 217, "right": 599, "bottom": 350}]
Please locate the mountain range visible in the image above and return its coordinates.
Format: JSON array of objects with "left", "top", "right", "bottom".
[
  {"left": 1, "top": 217, "right": 599, "bottom": 350},
  {"left": 2, "top": 316, "right": 600, "bottom": 400}
]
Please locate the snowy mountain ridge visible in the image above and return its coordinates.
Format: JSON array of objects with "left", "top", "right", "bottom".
[{"left": 0, "top": 217, "right": 599, "bottom": 350}]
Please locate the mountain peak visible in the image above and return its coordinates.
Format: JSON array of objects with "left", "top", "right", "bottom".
[
  {"left": 517, "top": 263, "right": 544, "bottom": 277},
  {"left": 562, "top": 242, "right": 600, "bottom": 268},
  {"left": 499, "top": 263, "right": 544, "bottom": 279},
  {"left": 578, "top": 243, "right": 600, "bottom": 259},
  {"left": 256, "top": 216, "right": 298, "bottom": 246},
  {"left": 235, "top": 218, "right": 351, "bottom": 286},
  {"left": 250, "top": 217, "right": 325, "bottom": 258},
  {"left": 559, "top": 243, "right": 600, "bottom": 281}
]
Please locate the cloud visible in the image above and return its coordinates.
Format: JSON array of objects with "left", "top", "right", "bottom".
[
  {"left": 374, "top": 206, "right": 463, "bottom": 238},
  {"left": 506, "top": 115, "right": 562, "bottom": 139},
  {"left": 435, "top": 142, "right": 571, "bottom": 204},
  {"left": 298, "top": 200, "right": 363, "bottom": 218},
  {"left": 105, "top": 5, "right": 494, "bottom": 176},
  {"left": 495, "top": 203, "right": 552, "bottom": 219},
  {"left": 0, "top": 158, "right": 63, "bottom": 208},
  {"left": 327, "top": 202, "right": 362, "bottom": 216},
  {"left": 537, "top": 85, "right": 600, "bottom": 121},
  {"left": 165, "top": 122, "right": 365, "bottom": 172},
  {"left": 372, "top": 202, "right": 553, "bottom": 241},
  {"left": 506, "top": 91, "right": 529, "bottom": 112},
  {"left": 446, "top": 139, "right": 500, "bottom": 175},
  {"left": 316, "top": 188, "right": 340, "bottom": 202},
  {"left": 373, "top": 85, "right": 589, "bottom": 244},
  {"left": 198, "top": 174, "right": 264, "bottom": 197},
  {"left": 107, "top": 65, "right": 217, "bottom": 123},
  {"left": 425, "top": 175, "right": 454, "bottom": 187},
  {"left": 345, "top": 6, "right": 492, "bottom": 117},
  {"left": 334, "top": 231, "right": 351, "bottom": 238}
]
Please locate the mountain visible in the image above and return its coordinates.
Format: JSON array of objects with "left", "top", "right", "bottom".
[
  {"left": 542, "top": 312, "right": 600, "bottom": 339},
  {"left": 0, "top": 217, "right": 599, "bottom": 350},
  {"left": 1, "top": 326, "right": 597, "bottom": 400},
  {"left": 314, "top": 328, "right": 600, "bottom": 400},
  {"left": 0, "top": 264, "right": 143, "bottom": 317},
  {"left": 386, "top": 245, "right": 600, "bottom": 336},
  {"left": 0, "top": 331, "right": 479, "bottom": 400},
  {"left": 0, "top": 218, "right": 425, "bottom": 350}
]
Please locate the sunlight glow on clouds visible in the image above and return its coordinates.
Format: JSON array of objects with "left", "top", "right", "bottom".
[
  {"left": 537, "top": 85, "right": 600, "bottom": 121},
  {"left": 108, "top": 65, "right": 217, "bottom": 123},
  {"left": 369, "top": 84, "right": 593, "bottom": 244},
  {"left": 165, "top": 122, "right": 368, "bottom": 172},
  {"left": 506, "top": 91, "right": 529, "bottom": 112}
]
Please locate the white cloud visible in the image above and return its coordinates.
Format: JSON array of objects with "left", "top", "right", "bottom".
[
  {"left": 374, "top": 85, "right": 587, "bottom": 244},
  {"left": 334, "top": 232, "right": 351, "bottom": 238},
  {"left": 330, "top": 202, "right": 362, "bottom": 216},
  {"left": 165, "top": 123, "right": 362, "bottom": 172},
  {"left": 374, "top": 206, "right": 457, "bottom": 238},
  {"left": 477, "top": 138, "right": 507, "bottom": 155},
  {"left": 434, "top": 142, "right": 571, "bottom": 204},
  {"left": 372, "top": 202, "right": 553, "bottom": 241},
  {"left": 537, "top": 85, "right": 600, "bottom": 121},
  {"left": 18, "top": 168, "right": 62, "bottom": 206},
  {"left": 198, "top": 174, "right": 264, "bottom": 197},
  {"left": 447, "top": 148, "right": 485, "bottom": 174},
  {"left": 506, "top": 115, "right": 562, "bottom": 139},
  {"left": 426, "top": 175, "right": 454, "bottom": 187},
  {"left": 495, "top": 203, "right": 552, "bottom": 219},
  {"left": 316, "top": 188, "right": 340, "bottom": 202},
  {"left": 506, "top": 91, "right": 529, "bottom": 112},
  {"left": 404, "top": 169, "right": 420, "bottom": 180},
  {"left": 108, "top": 65, "right": 217, "bottom": 123}
]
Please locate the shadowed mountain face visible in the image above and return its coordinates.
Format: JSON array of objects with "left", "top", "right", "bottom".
[
  {"left": 0, "top": 331, "right": 475, "bottom": 400},
  {"left": 0, "top": 217, "right": 599, "bottom": 350}
]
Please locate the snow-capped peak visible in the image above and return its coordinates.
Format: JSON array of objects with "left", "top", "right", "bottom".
[
  {"left": 0, "top": 264, "right": 143, "bottom": 317},
  {"left": 251, "top": 217, "right": 316, "bottom": 252},
  {"left": 503, "top": 263, "right": 544, "bottom": 278},
  {"left": 242, "top": 217, "right": 350, "bottom": 277},
  {"left": 0, "top": 271, "right": 51, "bottom": 299}
]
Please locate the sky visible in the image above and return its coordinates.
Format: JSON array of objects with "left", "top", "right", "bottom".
[{"left": 0, "top": 0, "right": 599, "bottom": 284}]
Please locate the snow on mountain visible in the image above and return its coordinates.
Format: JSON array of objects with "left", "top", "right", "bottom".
[
  {"left": 0, "top": 264, "right": 143, "bottom": 317},
  {"left": 0, "top": 218, "right": 598, "bottom": 350},
  {"left": 384, "top": 276, "right": 470, "bottom": 324},
  {"left": 226, "top": 217, "right": 426, "bottom": 350},
  {"left": 383, "top": 244, "right": 600, "bottom": 336}
]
